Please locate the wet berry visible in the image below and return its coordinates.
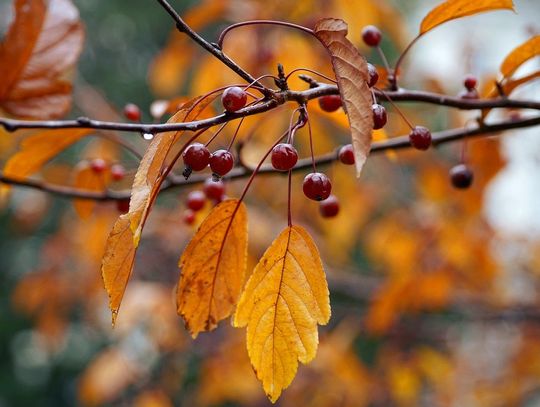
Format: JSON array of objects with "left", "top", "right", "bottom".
[
  {"left": 110, "top": 164, "right": 126, "bottom": 181},
  {"left": 464, "top": 74, "right": 477, "bottom": 90},
  {"left": 183, "top": 143, "right": 210, "bottom": 171},
  {"left": 318, "top": 95, "right": 342, "bottom": 112},
  {"left": 183, "top": 209, "right": 196, "bottom": 225},
  {"left": 210, "top": 149, "right": 234, "bottom": 176},
  {"left": 303, "top": 172, "right": 332, "bottom": 201},
  {"left": 450, "top": 164, "right": 474, "bottom": 189},
  {"left": 123, "top": 103, "right": 141, "bottom": 121},
  {"left": 203, "top": 178, "right": 225, "bottom": 201},
  {"left": 319, "top": 195, "right": 340, "bottom": 218},
  {"left": 338, "top": 144, "right": 355, "bottom": 165},
  {"left": 367, "top": 63, "right": 379, "bottom": 87},
  {"left": 186, "top": 190, "right": 206, "bottom": 211},
  {"left": 90, "top": 158, "right": 107, "bottom": 173},
  {"left": 222, "top": 86, "right": 247, "bottom": 112},
  {"left": 362, "top": 25, "right": 382, "bottom": 47},
  {"left": 271, "top": 143, "right": 298, "bottom": 171},
  {"left": 409, "top": 126, "right": 432, "bottom": 150},
  {"left": 372, "top": 104, "right": 387, "bottom": 130}
]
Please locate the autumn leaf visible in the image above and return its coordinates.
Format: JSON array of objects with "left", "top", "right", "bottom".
[
  {"left": 419, "top": 0, "right": 515, "bottom": 35},
  {"left": 101, "top": 95, "right": 215, "bottom": 325},
  {"left": 72, "top": 162, "right": 110, "bottom": 219},
  {"left": 314, "top": 18, "right": 373, "bottom": 177},
  {"left": 500, "top": 35, "right": 540, "bottom": 78},
  {"left": 3, "top": 128, "right": 92, "bottom": 179},
  {"left": 0, "top": 0, "right": 84, "bottom": 119},
  {"left": 177, "top": 199, "right": 248, "bottom": 337},
  {"left": 234, "top": 225, "right": 331, "bottom": 403}
]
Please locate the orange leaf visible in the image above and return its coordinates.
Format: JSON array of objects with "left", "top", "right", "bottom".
[
  {"left": 314, "top": 18, "right": 373, "bottom": 177},
  {"left": 101, "top": 95, "right": 215, "bottom": 325},
  {"left": 419, "top": 0, "right": 514, "bottom": 35},
  {"left": 3, "top": 128, "right": 92, "bottom": 179},
  {"left": 72, "top": 162, "right": 110, "bottom": 219},
  {"left": 234, "top": 225, "right": 331, "bottom": 402},
  {"left": 177, "top": 199, "right": 248, "bottom": 337},
  {"left": 500, "top": 35, "right": 540, "bottom": 78},
  {"left": 0, "top": 0, "right": 84, "bottom": 119}
]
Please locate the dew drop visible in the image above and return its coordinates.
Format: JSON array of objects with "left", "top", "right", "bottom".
[{"left": 143, "top": 132, "right": 154, "bottom": 140}]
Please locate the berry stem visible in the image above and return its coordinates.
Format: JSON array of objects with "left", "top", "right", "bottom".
[
  {"left": 376, "top": 88, "right": 415, "bottom": 130},
  {"left": 287, "top": 169, "right": 293, "bottom": 227},
  {"left": 284, "top": 68, "right": 337, "bottom": 84},
  {"left": 376, "top": 46, "right": 392, "bottom": 76},
  {"left": 227, "top": 117, "right": 245, "bottom": 150},
  {"left": 393, "top": 36, "right": 421, "bottom": 89},
  {"left": 304, "top": 108, "right": 317, "bottom": 173},
  {"left": 204, "top": 122, "right": 228, "bottom": 148}
]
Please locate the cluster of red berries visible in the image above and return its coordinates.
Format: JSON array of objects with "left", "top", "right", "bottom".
[
  {"left": 182, "top": 143, "right": 235, "bottom": 179},
  {"left": 460, "top": 74, "right": 479, "bottom": 100},
  {"left": 183, "top": 178, "right": 226, "bottom": 225},
  {"left": 88, "top": 159, "right": 130, "bottom": 213}
]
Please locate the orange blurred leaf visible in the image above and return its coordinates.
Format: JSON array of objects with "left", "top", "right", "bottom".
[
  {"left": 419, "top": 0, "right": 514, "bottom": 35},
  {"left": 314, "top": 18, "right": 373, "bottom": 177},
  {"left": 234, "top": 225, "right": 331, "bottom": 402},
  {"left": 0, "top": 0, "right": 84, "bottom": 119},
  {"left": 177, "top": 199, "right": 248, "bottom": 337},
  {"left": 72, "top": 162, "right": 110, "bottom": 219},
  {"left": 500, "top": 35, "right": 540, "bottom": 78},
  {"left": 3, "top": 128, "right": 92, "bottom": 179}
]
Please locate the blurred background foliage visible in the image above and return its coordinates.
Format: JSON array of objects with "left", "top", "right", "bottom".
[{"left": 1, "top": 0, "right": 540, "bottom": 406}]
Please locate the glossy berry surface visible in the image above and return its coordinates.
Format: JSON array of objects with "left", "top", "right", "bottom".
[
  {"left": 123, "top": 103, "right": 141, "bottom": 121},
  {"left": 90, "top": 158, "right": 107, "bottom": 173},
  {"left": 210, "top": 149, "right": 234, "bottom": 176},
  {"left": 372, "top": 104, "right": 387, "bottom": 130},
  {"left": 186, "top": 190, "right": 206, "bottom": 211},
  {"left": 367, "top": 63, "right": 379, "bottom": 88},
  {"left": 183, "top": 209, "right": 196, "bottom": 225},
  {"left": 318, "top": 95, "right": 342, "bottom": 112},
  {"left": 409, "top": 126, "right": 432, "bottom": 150},
  {"left": 319, "top": 195, "right": 340, "bottom": 218},
  {"left": 362, "top": 25, "right": 382, "bottom": 47},
  {"left": 338, "top": 144, "right": 355, "bottom": 165},
  {"left": 116, "top": 199, "right": 130, "bottom": 213},
  {"left": 449, "top": 164, "right": 474, "bottom": 189},
  {"left": 464, "top": 74, "right": 477, "bottom": 90},
  {"left": 183, "top": 143, "right": 210, "bottom": 171},
  {"left": 303, "top": 172, "right": 332, "bottom": 201},
  {"left": 221, "top": 86, "right": 247, "bottom": 112},
  {"left": 203, "top": 178, "right": 225, "bottom": 201},
  {"left": 110, "top": 164, "right": 125, "bottom": 181},
  {"left": 271, "top": 143, "right": 298, "bottom": 171}
]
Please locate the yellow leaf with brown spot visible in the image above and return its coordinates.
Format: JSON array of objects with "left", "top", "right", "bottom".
[
  {"left": 500, "top": 35, "right": 540, "bottom": 78},
  {"left": 419, "top": 0, "right": 514, "bottom": 35},
  {"left": 177, "top": 199, "right": 248, "bottom": 337},
  {"left": 314, "top": 18, "right": 373, "bottom": 177},
  {"left": 234, "top": 225, "right": 331, "bottom": 403},
  {"left": 3, "top": 128, "right": 92, "bottom": 179}
]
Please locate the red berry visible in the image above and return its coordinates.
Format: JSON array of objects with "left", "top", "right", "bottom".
[
  {"left": 271, "top": 143, "right": 298, "bottom": 171},
  {"left": 303, "top": 172, "right": 332, "bottom": 201},
  {"left": 203, "top": 178, "right": 225, "bottom": 201},
  {"left": 367, "top": 63, "right": 379, "bottom": 88},
  {"left": 183, "top": 209, "right": 196, "bottom": 225},
  {"left": 116, "top": 199, "right": 130, "bottom": 213},
  {"left": 183, "top": 143, "right": 210, "bottom": 171},
  {"left": 123, "top": 103, "right": 141, "bottom": 121},
  {"left": 409, "top": 126, "right": 432, "bottom": 151},
  {"left": 338, "top": 144, "right": 355, "bottom": 165},
  {"left": 222, "top": 86, "right": 247, "bottom": 112},
  {"left": 372, "top": 104, "right": 387, "bottom": 130},
  {"left": 90, "top": 158, "right": 107, "bottom": 173},
  {"left": 459, "top": 89, "right": 479, "bottom": 100},
  {"left": 464, "top": 74, "right": 477, "bottom": 90},
  {"left": 450, "top": 164, "right": 474, "bottom": 189},
  {"left": 318, "top": 95, "right": 342, "bottom": 112},
  {"left": 209, "top": 149, "right": 234, "bottom": 176},
  {"left": 362, "top": 25, "right": 382, "bottom": 47},
  {"left": 186, "top": 190, "right": 206, "bottom": 211},
  {"left": 319, "top": 195, "right": 340, "bottom": 218},
  {"left": 110, "top": 164, "right": 126, "bottom": 181}
]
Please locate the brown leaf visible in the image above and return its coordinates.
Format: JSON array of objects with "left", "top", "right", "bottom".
[
  {"left": 0, "top": 0, "right": 84, "bottom": 119},
  {"left": 500, "top": 35, "right": 540, "bottom": 78},
  {"left": 177, "top": 199, "right": 248, "bottom": 337},
  {"left": 314, "top": 18, "right": 373, "bottom": 176},
  {"left": 419, "top": 0, "right": 515, "bottom": 35}
]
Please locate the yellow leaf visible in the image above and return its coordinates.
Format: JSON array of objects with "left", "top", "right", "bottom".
[
  {"left": 177, "top": 199, "right": 248, "bottom": 337},
  {"left": 500, "top": 35, "right": 540, "bottom": 78},
  {"left": 72, "top": 162, "right": 109, "bottom": 219},
  {"left": 234, "top": 225, "right": 331, "bottom": 403},
  {"left": 314, "top": 18, "right": 373, "bottom": 177},
  {"left": 419, "top": 0, "right": 514, "bottom": 35},
  {"left": 3, "top": 128, "right": 92, "bottom": 179}
]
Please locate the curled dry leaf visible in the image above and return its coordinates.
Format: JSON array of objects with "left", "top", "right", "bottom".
[
  {"left": 500, "top": 35, "right": 540, "bottom": 78},
  {"left": 101, "top": 95, "right": 215, "bottom": 325},
  {"left": 0, "top": 0, "right": 84, "bottom": 119},
  {"left": 177, "top": 199, "right": 248, "bottom": 338},
  {"left": 419, "top": 0, "right": 515, "bottom": 35},
  {"left": 234, "top": 226, "right": 331, "bottom": 403},
  {"left": 314, "top": 18, "right": 373, "bottom": 177}
]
